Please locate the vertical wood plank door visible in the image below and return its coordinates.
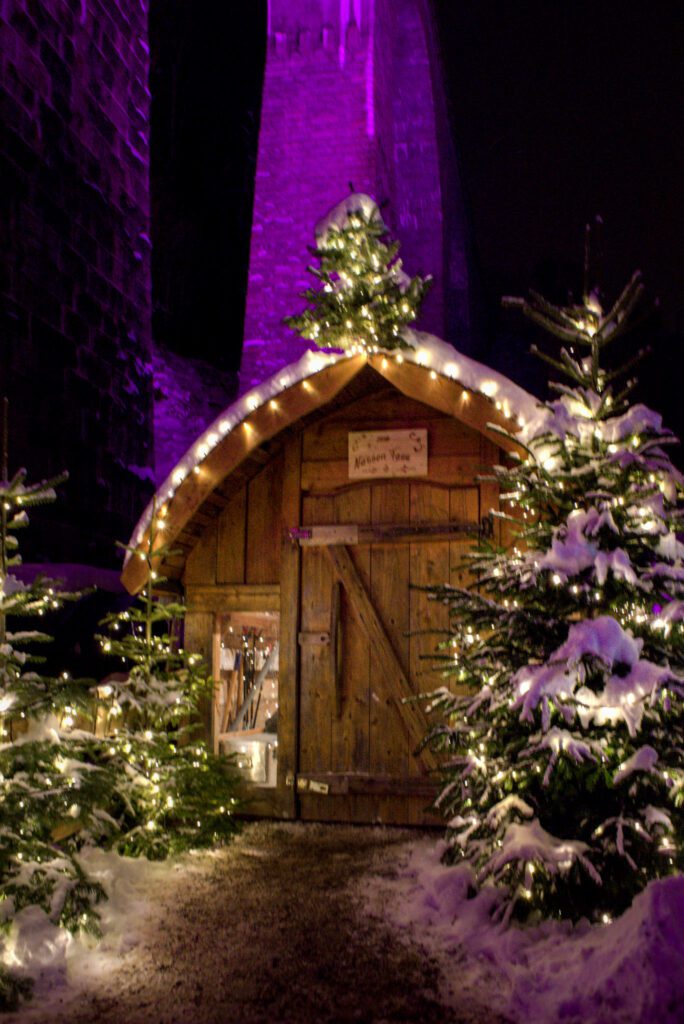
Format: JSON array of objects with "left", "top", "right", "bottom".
[{"left": 297, "top": 480, "right": 481, "bottom": 825}]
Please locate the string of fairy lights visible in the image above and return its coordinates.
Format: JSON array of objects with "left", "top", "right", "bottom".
[{"left": 125, "top": 339, "right": 535, "bottom": 570}]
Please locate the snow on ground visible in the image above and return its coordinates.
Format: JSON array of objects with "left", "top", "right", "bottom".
[
  {"left": 365, "top": 837, "right": 684, "bottom": 1024},
  {"left": 5, "top": 827, "right": 683, "bottom": 1023},
  {"left": 2, "top": 846, "right": 214, "bottom": 1019},
  {"left": 1, "top": 825, "right": 455, "bottom": 1024}
]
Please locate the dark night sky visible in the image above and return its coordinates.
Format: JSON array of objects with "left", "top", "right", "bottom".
[
  {"left": 153, "top": 1, "right": 684, "bottom": 432},
  {"left": 433, "top": 2, "right": 684, "bottom": 331},
  {"left": 429, "top": 1, "right": 684, "bottom": 439}
]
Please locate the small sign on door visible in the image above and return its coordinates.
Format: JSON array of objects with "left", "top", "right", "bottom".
[{"left": 348, "top": 429, "right": 428, "bottom": 479}]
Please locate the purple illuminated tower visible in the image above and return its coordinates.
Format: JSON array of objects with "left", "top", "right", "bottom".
[
  {"left": 240, "top": 0, "right": 471, "bottom": 390},
  {"left": 1, "top": 0, "right": 473, "bottom": 542}
]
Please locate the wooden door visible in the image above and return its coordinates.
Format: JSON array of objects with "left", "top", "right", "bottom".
[{"left": 296, "top": 480, "right": 480, "bottom": 825}]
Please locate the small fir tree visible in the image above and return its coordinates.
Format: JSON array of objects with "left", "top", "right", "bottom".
[
  {"left": 0, "top": 423, "right": 242, "bottom": 1010},
  {"left": 0, "top": 440, "right": 109, "bottom": 1007},
  {"left": 285, "top": 192, "right": 431, "bottom": 352},
  {"left": 424, "top": 264, "right": 684, "bottom": 923},
  {"left": 94, "top": 506, "right": 242, "bottom": 858}
]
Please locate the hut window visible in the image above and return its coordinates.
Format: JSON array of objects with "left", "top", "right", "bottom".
[{"left": 213, "top": 610, "right": 279, "bottom": 788}]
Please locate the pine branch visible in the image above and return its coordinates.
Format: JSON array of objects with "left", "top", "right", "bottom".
[
  {"left": 529, "top": 345, "right": 585, "bottom": 384},
  {"left": 603, "top": 347, "right": 650, "bottom": 384},
  {"left": 601, "top": 270, "right": 644, "bottom": 336}
]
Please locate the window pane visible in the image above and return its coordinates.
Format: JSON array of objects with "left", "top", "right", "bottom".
[{"left": 214, "top": 610, "right": 279, "bottom": 787}]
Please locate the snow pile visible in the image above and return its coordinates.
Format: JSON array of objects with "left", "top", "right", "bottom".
[
  {"left": 537, "top": 506, "right": 628, "bottom": 581},
  {"left": 403, "top": 328, "right": 536, "bottom": 421},
  {"left": 519, "top": 396, "right": 668, "bottom": 449},
  {"left": 1, "top": 848, "right": 186, "bottom": 1010},
  {"left": 512, "top": 616, "right": 681, "bottom": 737},
  {"left": 367, "top": 838, "right": 684, "bottom": 1024}
]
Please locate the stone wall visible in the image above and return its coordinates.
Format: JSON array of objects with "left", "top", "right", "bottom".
[
  {"left": 152, "top": 348, "right": 238, "bottom": 486},
  {"left": 0, "top": 0, "right": 154, "bottom": 566},
  {"left": 242, "top": 1, "right": 375, "bottom": 391},
  {"left": 241, "top": 0, "right": 471, "bottom": 392}
]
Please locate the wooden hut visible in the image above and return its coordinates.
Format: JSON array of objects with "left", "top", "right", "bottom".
[{"left": 122, "top": 339, "right": 535, "bottom": 825}]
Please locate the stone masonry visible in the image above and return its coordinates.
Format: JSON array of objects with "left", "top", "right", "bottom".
[
  {"left": 0, "top": 0, "right": 473, "bottom": 560},
  {"left": 241, "top": 0, "right": 471, "bottom": 391},
  {"left": 0, "top": 0, "right": 154, "bottom": 567}
]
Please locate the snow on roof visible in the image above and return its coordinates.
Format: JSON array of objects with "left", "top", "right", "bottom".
[{"left": 124, "top": 332, "right": 538, "bottom": 566}]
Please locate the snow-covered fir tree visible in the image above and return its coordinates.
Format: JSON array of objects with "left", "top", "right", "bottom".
[
  {"left": 285, "top": 192, "right": 431, "bottom": 353},
  {"left": 94, "top": 505, "right": 242, "bottom": 858},
  {"left": 0, "top": 454, "right": 242, "bottom": 1008},
  {"left": 424, "top": 270, "right": 684, "bottom": 923},
  {"left": 0, "top": 458, "right": 109, "bottom": 1008}
]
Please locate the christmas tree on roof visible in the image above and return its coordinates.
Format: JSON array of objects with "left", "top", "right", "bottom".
[{"left": 285, "top": 192, "right": 431, "bottom": 353}]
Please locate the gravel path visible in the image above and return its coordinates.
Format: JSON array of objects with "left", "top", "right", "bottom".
[{"left": 6, "top": 822, "right": 503, "bottom": 1024}]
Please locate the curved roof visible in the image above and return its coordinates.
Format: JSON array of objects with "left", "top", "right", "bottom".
[{"left": 122, "top": 333, "right": 538, "bottom": 593}]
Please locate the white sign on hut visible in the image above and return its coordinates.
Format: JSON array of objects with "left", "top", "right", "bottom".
[{"left": 348, "top": 429, "right": 427, "bottom": 479}]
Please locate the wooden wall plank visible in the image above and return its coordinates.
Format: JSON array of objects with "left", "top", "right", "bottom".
[
  {"left": 479, "top": 488, "right": 501, "bottom": 549},
  {"left": 330, "top": 486, "right": 372, "bottom": 823},
  {"left": 302, "top": 396, "right": 481, "bottom": 462},
  {"left": 409, "top": 485, "right": 451, "bottom": 690},
  {"left": 278, "top": 435, "right": 303, "bottom": 818},
  {"left": 300, "top": 454, "right": 487, "bottom": 492},
  {"left": 183, "top": 521, "right": 218, "bottom": 586},
  {"left": 370, "top": 483, "right": 411, "bottom": 824},
  {"left": 216, "top": 487, "right": 246, "bottom": 584},
  {"left": 448, "top": 487, "right": 480, "bottom": 590},
  {"left": 408, "top": 485, "right": 450, "bottom": 824},
  {"left": 183, "top": 611, "right": 216, "bottom": 741},
  {"left": 246, "top": 455, "right": 283, "bottom": 584},
  {"left": 446, "top": 483, "right": 489, "bottom": 700},
  {"left": 479, "top": 435, "right": 501, "bottom": 547},
  {"left": 185, "top": 583, "right": 279, "bottom": 614},
  {"left": 497, "top": 446, "right": 522, "bottom": 552},
  {"left": 298, "top": 493, "right": 335, "bottom": 820},
  {"left": 449, "top": 487, "right": 481, "bottom": 699}
]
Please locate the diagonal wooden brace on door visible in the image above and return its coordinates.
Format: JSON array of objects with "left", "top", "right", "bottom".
[{"left": 323, "top": 544, "right": 438, "bottom": 773}]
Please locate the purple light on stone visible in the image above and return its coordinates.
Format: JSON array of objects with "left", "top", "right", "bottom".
[{"left": 240, "top": 0, "right": 470, "bottom": 396}]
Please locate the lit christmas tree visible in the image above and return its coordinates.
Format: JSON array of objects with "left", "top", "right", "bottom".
[
  {"left": 0, "top": 446, "right": 242, "bottom": 1008},
  {"left": 424, "top": 264, "right": 684, "bottom": 923},
  {"left": 94, "top": 505, "right": 242, "bottom": 858},
  {"left": 0, "top": 428, "right": 108, "bottom": 1008},
  {"left": 285, "top": 192, "right": 431, "bottom": 353}
]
